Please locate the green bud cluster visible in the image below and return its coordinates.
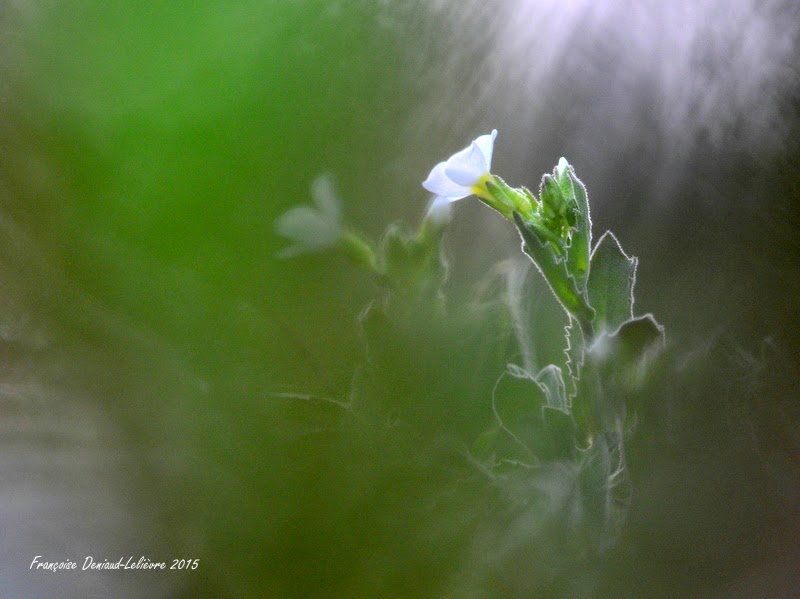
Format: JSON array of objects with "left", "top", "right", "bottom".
[{"left": 489, "top": 159, "right": 595, "bottom": 339}]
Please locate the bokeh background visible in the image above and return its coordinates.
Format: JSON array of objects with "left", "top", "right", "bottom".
[{"left": 1, "top": 0, "right": 799, "bottom": 597}]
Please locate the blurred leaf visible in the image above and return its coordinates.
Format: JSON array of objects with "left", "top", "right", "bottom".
[
  {"left": 502, "top": 259, "right": 537, "bottom": 373},
  {"left": 575, "top": 315, "right": 665, "bottom": 437},
  {"left": 541, "top": 406, "right": 578, "bottom": 461},
  {"left": 490, "top": 365, "right": 578, "bottom": 462},
  {"left": 382, "top": 224, "right": 412, "bottom": 281},
  {"left": 492, "top": 365, "right": 547, "bottom": 462},
  {"left": 471, "top": 426, "right": 501, "bottom": 461},
  {"left": 536, "top": 364, "right": 568, "bottom": 411},
  {"left": 613, "top": 314, "right": 665, "bottom": 361},
  {"left": 577, "top": 433, "right": 629, "bottom": 540}
]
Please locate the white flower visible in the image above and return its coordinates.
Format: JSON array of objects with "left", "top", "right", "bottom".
[
  {"left": 556, "top": 157, "right": 569, "bottom": 179},
  {"left": 275, "top": 173, "right": 342, "bottom": 258},
  {"left": 422, "top": 129, "right": 498, "bottom": 201},
  {"left": 425, "top": 195, "right": 453, "bottom": 227}
]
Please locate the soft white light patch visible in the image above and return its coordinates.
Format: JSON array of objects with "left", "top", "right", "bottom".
[{"left": 392, "top": 0, "right": 798, "bottom": 204}]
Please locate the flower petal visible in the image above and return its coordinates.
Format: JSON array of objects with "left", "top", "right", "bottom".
[
  {"left": 311, "top": 173, "right": 341, "bottom": 226},
  {"left": 556, "top": 157, "right": 569, "bottom": 179},
  {"left": 422, "top": 161, "right": 472, "bottom": 200},
  {"left": 425, "top": 195, "right": 453, "bottom": 226},
  {"left": 274, "top": 205, "right": 339, "bottom": 256},
  {"left": 474, "top": 129, "right": 498, "bottom": 171},
  {"left": 444, "top": 140, "right": 489, "bottom": 187}
]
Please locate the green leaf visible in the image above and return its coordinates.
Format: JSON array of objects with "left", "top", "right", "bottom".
[
  {"left": 569, "top": 353, "right": 598, "bottom": 447},
  {"left": 535, "top": 364, "right": 567, "bottom": 412},
  {"left": 578, "top": 314, "right": 665, "bottom": 433},
  {"left": 489, "top": 175, "right": 534, "bottom": 218},
  {"left": 471, "top": 426, "right": 501, "bottom": 461},
  {"left": 577, "top": 434, "right": 629, "bottom": 535},
  {"left": 521, "top": 185, "right": 538, "bottom": 208},
  {"left": 493, "top": 364, "right": 579, "bottom": 462},
  {"left": 502, "top": 259, "right": 537, "bottom": 374},
  {"left": 540, "top": 174, "right": 566, "bottom": 219},
  {"left": 587, "top": 231, "right": 637, "bottom": 332},
  {"left": 382, "top": 224, "right": 411, "bottom": 282},
  {"left": 483, "top": 179, "right": 516, "bottom": 220},
  {"left": 540, "top": 406, "right": 578, "bottom": 461},
  {"left": 556, "top": 160, "right": 574, "bottom": 200},
  {"left": 564, "top": 317, "right": 585, "bottom": 398},
  {"left": 338, "top": 231, "right": 378, "bottom": 273},
  {"left": 513, "top": 212, "right": 595, "bottom": 328},
  {"left": 491, "top": 365, "right": 548, "bottom": 461},
  {"left": 613, "top": 314, "right": 665, "bottom": 360},
  {"left": 565, "top": 169, "right": 592, "bottom": 288},
  {"left": 378, "top": 221, "right": 448, "bottom": 309}
]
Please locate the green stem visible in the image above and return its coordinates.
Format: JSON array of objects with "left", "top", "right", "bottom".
[
  {"left": 577, "top": 314, "right": 595, "bottom": 345},
  {"left": 337, "top": 231, "right": 379, "bottom": 274}
]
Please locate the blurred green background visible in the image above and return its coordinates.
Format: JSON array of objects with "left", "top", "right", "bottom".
[{"left": 1, "top": 1, "right": 799, "bottom": 597}]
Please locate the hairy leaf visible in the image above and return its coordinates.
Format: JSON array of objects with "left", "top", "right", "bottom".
[
  {"left": 587, "top": 231, "right": 637, "bottom": 332},
  {"left": 564, "top": 318, "right": 585, "bottom": 398},
  {"left": 513, "top": 212, "right": 595, "bottom": 327},
  {"left": 566, "top": 170, "right": 592, "bottom": 288},
  {"left": 535, "top": 364, "right": 568, "bottom": 412},
  {"left": 613, "top": 314, "right": 665, "bottom": 360}
]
